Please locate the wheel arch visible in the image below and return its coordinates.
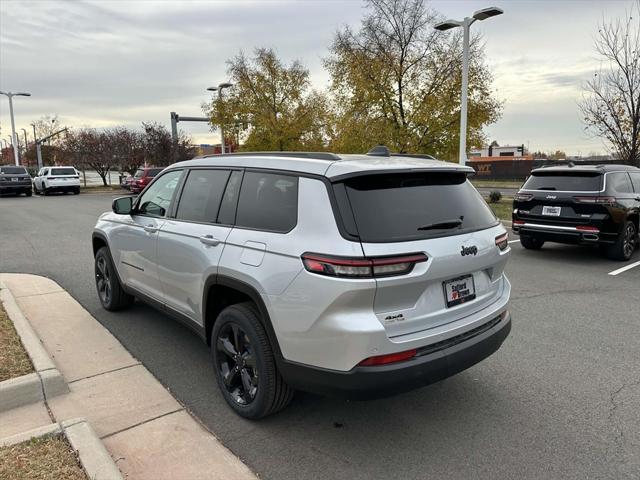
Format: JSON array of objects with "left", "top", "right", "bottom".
[
  {"left": 92, "top": 232, "right": 109, "bottom": 257},
  {"left": 203, "top": 275, "right": 284, "bottom": 362}
]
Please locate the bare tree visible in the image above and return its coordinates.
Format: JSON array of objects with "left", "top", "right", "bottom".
[{"left": 580, "top": 2, "right": 640, "bottom": 166}]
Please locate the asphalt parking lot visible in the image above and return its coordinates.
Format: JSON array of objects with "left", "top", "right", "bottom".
[{"left": 1, "top": 192, "right": 638, "bottom": 480}]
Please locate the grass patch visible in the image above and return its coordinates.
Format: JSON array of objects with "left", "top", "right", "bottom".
[
  {"left": 487, "top": 198, "right": 513, "bottom": 221},
  {"left": 0, "top": 296, "right": 33, "bottom": 382},
  {"left": 0, "top": 435, "right": 87, "bottom": 480},
  {"left": 472, "top": 179, "right": 523, "bottom": 189}
]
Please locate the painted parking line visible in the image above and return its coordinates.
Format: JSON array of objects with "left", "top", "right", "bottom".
[{"left": 608, "top": 260, "right": 640, "bottom": 276}]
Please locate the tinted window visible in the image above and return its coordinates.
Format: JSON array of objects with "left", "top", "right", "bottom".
[
  {"left": 523, "top": 172, "right": 602, "bottom": 191},
  {"left": 339, "top": 172, "right": 497, "bottom": 242},
  {"left": 148, "top": 168, "right": 163, "bottom": 177},
  {"left": 0, "top": 166, "right": 27, "bottom": 174},
  {"left": 176, "top": 169, "right": 230, "bottom": 223},
  {"left": 51, "top": 167, "right": 76, "bottom": 176},
  {"left": 630, "top": 172, "right": 640, "bottom": 193},
  {"left": 137, "top": 169, "right": 182, "bottom": 217},
  {"left": 236, "top": 172, "right": 298, "bottom": 232},
  {"left": 607, "top": 172, "right": 633, "bottom": 193},
  {"left": 217, "top": 171, "right": 243, "bottom": 225},
  {"left": 134, "top": 169, "right": 144, "bottom": 178}
]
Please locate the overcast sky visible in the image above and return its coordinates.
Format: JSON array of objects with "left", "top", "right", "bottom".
[{"left": 0, "top": 0, "right": 634, "bottom": 155}]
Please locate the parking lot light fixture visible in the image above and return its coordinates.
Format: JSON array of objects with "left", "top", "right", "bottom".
[
  {"left": 206, "top": 82, "right": 234, "bottom": 154},
  {"left": 0, "top": 91, "right": 32, "bottom": 166},
  {"left": 434, "top": 7, "right": 503, "bottom": 166}
]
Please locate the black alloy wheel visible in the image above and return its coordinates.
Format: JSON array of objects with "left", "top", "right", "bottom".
[
  {"left": 215, "top": 322, "right": 258, "bottom": 406},
  {"left": 95, "top": 254, "right": 112, "bottom": 306}
]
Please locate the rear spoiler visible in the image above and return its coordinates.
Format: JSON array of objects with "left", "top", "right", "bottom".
[{"left": 329, "top": 167, "right": 475, "bottom": 182}]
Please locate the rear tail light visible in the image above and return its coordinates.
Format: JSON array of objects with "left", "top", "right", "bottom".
[
  {"left": 576, "top": 225, "right": 599, "bottom": 232},
  {"left": 358, "top": 349, "right": 417, "bottom": 366},
  {"left": 301, "top": 253, "right": 427, "bottom": 279},
  {"left": 513, "top": 220, "right": 525, "bottom": 226},
  {"left": 495, "top": 233, "right": 509, "bottom": 251},
  {"left": 514, "top": 193, "right": 533, "bottom": 201},
  {"left": 573, "top": 196, "right": 616, "bottom": 205}
]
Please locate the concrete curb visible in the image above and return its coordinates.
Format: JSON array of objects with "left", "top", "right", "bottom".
[
  {"left": 63, "top": 418, "right": 124, "bottom": 480},
  {"left": 0, "top": 418, "right": 123, "bottom": 480},
  {"left": 0, "top": 284, "right": 69, "bottom": 412}
]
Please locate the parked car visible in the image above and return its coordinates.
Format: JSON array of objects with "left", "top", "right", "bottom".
[
  {"left": 92, "top": 149, "right": 512, "bottom": 418},
  {"left": 512, "top": 164, "right": 640, "bottom": 260},
  {"left": 121, "top": 175, "right": 134, "bottom": 191},
  {"left": 0, "top": 165, "right": 32, "bottom": 196},
  {"left": 33, "top": 166, "right": 81, "bottom": 195},
  {"left": 129, "top": 167, "right": 163, "bottom": 194}
]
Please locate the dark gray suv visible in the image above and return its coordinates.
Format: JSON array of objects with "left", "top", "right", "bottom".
[{"left": 0, "top": 165, "right": 32, "bottom": 197}]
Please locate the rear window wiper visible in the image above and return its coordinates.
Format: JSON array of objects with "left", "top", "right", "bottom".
[{"left": 417, "top": 219, "right": 463, "bottom": 231}]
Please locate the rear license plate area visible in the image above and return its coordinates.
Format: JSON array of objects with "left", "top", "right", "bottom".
[
  {"left": 443, "top": 275, "right": 476, "bottom": 308},
  {"left": 542, "top": 206, "right": 561, "bottom": 216}
]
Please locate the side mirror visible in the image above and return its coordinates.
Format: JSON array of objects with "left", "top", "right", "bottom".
[{"left": 112, "top": 196, "right": 133, "bottom": 215}]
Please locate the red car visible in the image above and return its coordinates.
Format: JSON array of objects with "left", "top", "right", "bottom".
[{"left": 130, "top": 167, "right": 163, "bottom": 194}]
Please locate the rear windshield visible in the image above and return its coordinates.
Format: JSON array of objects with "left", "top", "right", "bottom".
[
  {"left": 523, "top": 172, "right": 602, "bottom": 191},
  {"left": 0, "top": 166, "right": 27, "bottom": 174},
  {"left": 134, "top": 169, "right": 144, "bottom": 178},
  {"left": 148, "top": 168, "right": 163, "bottom": 177},
  {"left": 51, "top": 167, "right": 76, "bottom": 176},
  {"left": 335, "top": 172, "right": 497, "bottom": 242}
]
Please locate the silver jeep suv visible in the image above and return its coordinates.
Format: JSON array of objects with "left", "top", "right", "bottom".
[{"left": 92, "top": 150, "right": 512, "bottom": 418}]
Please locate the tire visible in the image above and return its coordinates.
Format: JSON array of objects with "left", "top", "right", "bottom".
[
  {"left": 520, "top": 235, "right": 545, "bottom": 250},
  {"left": 26, "top": 190, "right": 32, "bottom": 197},
  {"left": 43, "top": 187, "right": 49, "bottom": 196},
  {"left": 211, "top": 302, "right": 294, "bottom": 419},
  {"left": 605, "top": 221, "right": 637, "bottom": 261},
  {"left": 33, "top": 185, "right": 39, "bottom": 195},
  {"left": 94, "top": 246, "right": 134, "bottom": 310},
  {"left": 73, "top": 187, "right": 80, "bottom": 195}
]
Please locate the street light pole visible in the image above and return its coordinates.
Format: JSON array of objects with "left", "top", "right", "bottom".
[
  {"left": 435, "top": 7, "right": 503, "bottom": 166},
  {"left": 207, "top": 82, "right": 233, "bottom": 154},
  {"left": 21, "top": 128, "right": 28, "bottom": 161},
  {"left": 0, "top": 91, "right": 31, "bottom": 166}
]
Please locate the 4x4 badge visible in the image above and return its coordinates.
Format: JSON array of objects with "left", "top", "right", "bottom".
[{"left": 461, "top": 245, "right": 478, "bottom": 256}]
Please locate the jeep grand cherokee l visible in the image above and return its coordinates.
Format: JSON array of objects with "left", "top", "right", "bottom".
[
  {"left": 512, "top": 165, "right": 640, "bottom": 260},
  {"left": 92, "top": 150, "right": 512, "bottom": 418}
]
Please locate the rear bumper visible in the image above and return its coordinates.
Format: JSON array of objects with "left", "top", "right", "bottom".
[
  {"left": 279, "top": 311, "right": 511, "bottom": 399},
  {"left": 0, "top": 183, "right": 31, "bottom": 193},
  {"left": 512, "top": 221, "right": 617, "bottom": 244}
]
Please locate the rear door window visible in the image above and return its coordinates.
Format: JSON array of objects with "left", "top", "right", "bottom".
[
  {"left": 175, "top": 169, "right": 231, "bottom": 223},
  {"left": 607, "top": 172, "right": 633, "bottom": 194},
  {"left": 235, "top": 172, "right": 298, "bottom": 232},
  {"left": 522, "top": 172, "right": 602, "bottom": 191},
  {"left": 336, "top": 172, "right": 497, "bottom": 242}
]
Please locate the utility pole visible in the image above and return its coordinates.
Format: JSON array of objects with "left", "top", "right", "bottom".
[{"left": 0, "top": 91, "right": 31, "bottom": 165}]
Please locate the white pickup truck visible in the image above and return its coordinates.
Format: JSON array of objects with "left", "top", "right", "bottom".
[{"left": 33, "top": 166, "right": 81, "bottom": 195}]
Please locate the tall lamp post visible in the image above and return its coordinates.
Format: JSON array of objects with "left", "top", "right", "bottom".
[
  {"left": 0, "top": 91, "right": 31, "bottom": 165},
  {"left": 21, "top": 128, "right": 28, "bottom": 163},
  {"left": 206, "top": 82, "right": 233, "bottom": 154},
  {"left": 435, "top": 7, "right": 503, "bottom": 165}
]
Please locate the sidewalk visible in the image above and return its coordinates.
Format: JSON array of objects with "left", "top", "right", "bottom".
[{"left": 0, "top": 273, "right": 256, "bottom": 480}]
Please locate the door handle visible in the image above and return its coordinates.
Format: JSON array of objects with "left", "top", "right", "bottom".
[
  {"left": 144, "top": 224, "right": 158, "bottom": 233},
  {"left": 199, "top": 235, "right": 221, "bottom": 246}
]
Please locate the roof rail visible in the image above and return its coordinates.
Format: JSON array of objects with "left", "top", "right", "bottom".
[
  {"left": 393, "top": 153, "right": 437, "bottom": 160},
  {"left": 208, "top": 151, "right": 341, "bottom": 161}
]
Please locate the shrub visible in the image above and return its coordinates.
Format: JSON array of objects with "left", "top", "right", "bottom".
[{"left": 489, "top": 191, "right": 502, "bottom": 203}]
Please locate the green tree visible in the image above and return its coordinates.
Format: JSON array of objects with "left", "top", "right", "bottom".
[
  {"left": 205, "top": 48, "right": 330, "bottom": 151},
  {"left": 325, "top": 0, "right": 502, "bottom": 159}
]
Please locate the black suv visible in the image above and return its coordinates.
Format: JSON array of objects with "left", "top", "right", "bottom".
[
  {"left": 512, "top": 164, "right": 640, "bottom": 260},
  {"left": 0, "top": 165, "right": 32, "bottom": 197}
]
